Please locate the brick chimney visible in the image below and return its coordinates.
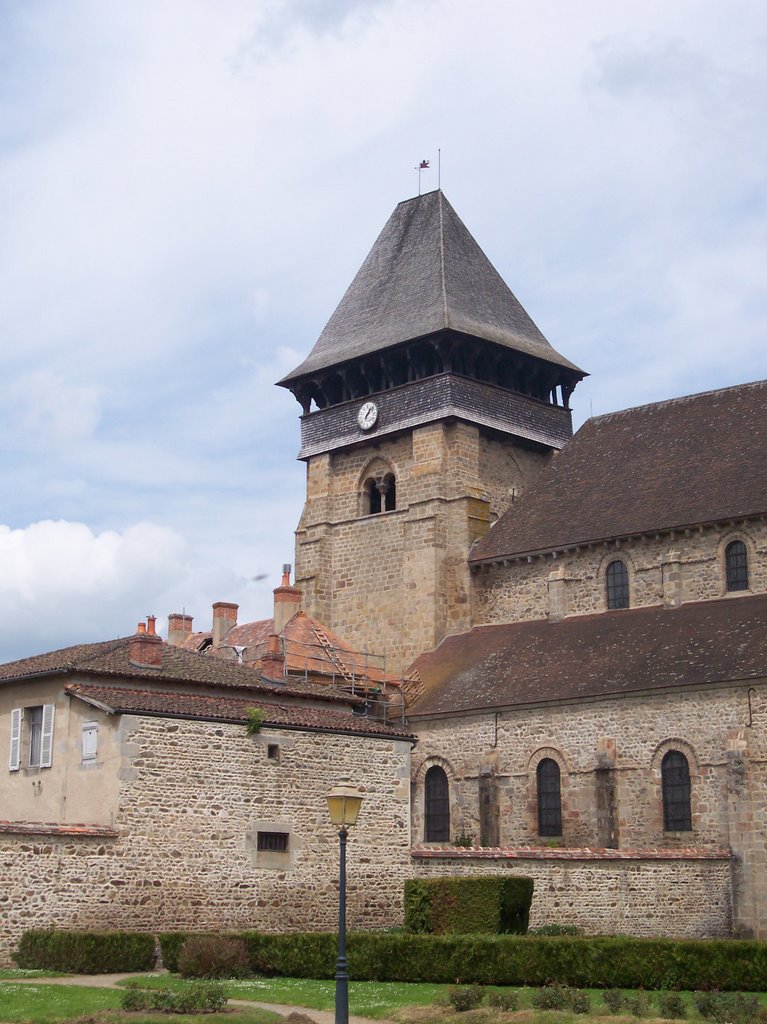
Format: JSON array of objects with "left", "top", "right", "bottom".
[
  {"left": 167, "top": 613, "right": 193, "bottom": 647},
  {"left": 129, "top": 618, "right": 163, "bottom": 669},
  {"left": 273, "top": 564, "right": 303, "bottom": 635},
  {"left": 212, "top": 602, "right": 238, "bottom": 648},
  {"left": 261, "top": 633, "right": 285, "bottom": 682}
]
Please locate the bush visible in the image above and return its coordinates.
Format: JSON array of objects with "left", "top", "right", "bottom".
[
  {"left": 567, "top": 989, "right": 591, "bottom": 1014},
  {"left": 120, "top": 981, "right": 226, "bottom": 1014},
  {"left": 603, "top": 989, "right": 624, "bottom": 1013},
  {"left": 532, "top": 985, "right": 569, "bottom": 1011},
  {"left": 623, "top": 992, "right": 649, "bottom": 1017},
  {"left": 157, "top": 930, "right": 767, "bottom": 991},
  {"left": 404, "top": 877, "right": 534, "bottom": 935},
  {"left": 694, "top": 992, "right": 760, "bottom": 1024},
  {"left": 487, "top": 989, "right": 518, "bottom": 1011},
  {"left": 448, "top": 985, "right": 485, "bottom": 1011},
  {"left": 658, "top": 991, "right": 686, "bottom": 1018},
  {"left": 14, "top": 929, "right": 155, "bottom": 973},
  {"left": 177, "top": 935, "right": 250, "bottom": 978}
]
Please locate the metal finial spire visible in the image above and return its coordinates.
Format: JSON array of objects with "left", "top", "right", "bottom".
[{"left": 414, "top": 158, "right": 429, "bottom": 195}]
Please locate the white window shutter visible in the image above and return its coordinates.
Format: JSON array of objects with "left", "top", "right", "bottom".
[
  {"left": 40, "top": 704, "right": 55, "bottom": 768},
  {"left": 82, "top": 722, "right": 98, "bottom": 761},
  {"left": 9, "top": 708, "right": 21, "bottom": 771}
]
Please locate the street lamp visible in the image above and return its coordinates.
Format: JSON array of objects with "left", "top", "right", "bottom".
[{"left": 326, "top": 784, "right": 364, "bottom": 1024}]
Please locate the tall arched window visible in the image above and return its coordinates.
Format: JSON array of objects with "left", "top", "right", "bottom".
[
  {"left": 725, "top": 540, "right": 749, "bottom": 592},
  {"left": 424, "top": 765, "right": 450, "bottom": 841},
  {"left": 536, "top": 758, "right": 562, "bottom": 836},
  {"left": 662, "top": 750, "right": 692, "bottom": 831},
  {"left": 605, "top": 559, "right": 629, "bottom": 609}
]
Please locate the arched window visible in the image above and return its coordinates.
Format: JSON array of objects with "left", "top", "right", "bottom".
[
  {"left": 362, "top": 473, "right": 397, "bottom": 515},
  {"left": 605, "top": 559, "right": 629, "bottom": 610},
  {"left": 725, "top": 540, "right": 749, "bottom": 592},
  {"left": 536, "top": 758, "right": 562, "bottom": 836},
  {"left": 662, "top": 750, "right": 692, "bottom": 831},
  {"left": 424, "top": 765, "right": 450, "bottom": 841}
]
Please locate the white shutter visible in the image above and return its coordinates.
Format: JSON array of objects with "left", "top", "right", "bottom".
[
  {"left": 40, "top": 704, "right": 55, "bottom": 768},
  {"left": 9, "top": 708, "right": 21, "bottom": 771},
  {"left": 82, "top": 722, "right": 98, "bottom": 761}
]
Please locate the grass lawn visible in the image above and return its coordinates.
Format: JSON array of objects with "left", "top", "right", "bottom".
[{"left": 0, "top": 981, "right": 280, "bottom": 1024}]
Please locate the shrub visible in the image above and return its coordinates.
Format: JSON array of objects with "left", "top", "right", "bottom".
[
  {"left": 567, "top": 989, "right": 591, "bottom": 1014},
  {"left": 694, "top": 992, "right": 760, "bottom": 1024},
  {"left": 448, "top": 985, "right": 485, "bottom": 1011},
  {"left": 487, "top": 989, "right": 518, "bottom": 1011},
  {"left": 14, "top": 930, "right": 155, "bottom": 973},
  {"left": 658, "top": 991, "right": 686, "bottom": 1019},
  {"left": 157, "top": 930, "right": 767, "bottom": 991},
  {"left": 120, "top": 981, "right": 226, "bottom": 1014},
  {"left": 532, "top": 984, "right": 569, "bottom": 1011},
  {"left": 404, "top": 877, "right": 534, "bottom": 935},
  {"left": 623, "top": 992, "right": 649, "bottom": 1017},
  {"left": 603, "top": 989, "right": 625, "bottom": 1013},
  {"left": 177, "top": 935, "right": 250, "bottom": 978}
]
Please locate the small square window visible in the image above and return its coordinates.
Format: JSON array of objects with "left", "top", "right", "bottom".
[
  {"left": 267, "top": 743, "right": 280, "bottom": 760},
  {"left": 257, "top": 831, "right": 289, "bottom": 852}
]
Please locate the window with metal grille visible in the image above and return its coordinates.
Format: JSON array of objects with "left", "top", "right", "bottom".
[
  {"left": 537, "top": 758, "right": 562, "bottom": 836},
  {"left": 662, "top": 750, "right": 692, "bottom": 831},
  {"left": 725, "top": 540, "right": 749, "bottom": 592},
  {"left": 257, "top": 831, "right": 289, "bottom": 852},
  {"left": 424, "top": 765, "right": 450, "bottom": 841},
  {"left": 605, "top": 559, "right": 629, "bottom": 609}
]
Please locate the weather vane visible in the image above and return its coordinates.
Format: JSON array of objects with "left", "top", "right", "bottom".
[{"left": 414, "top": 150, "right": 441, "bottom": 195}]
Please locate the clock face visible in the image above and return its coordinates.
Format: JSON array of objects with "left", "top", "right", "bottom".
[{"left": 357, "top": 401, "right": 378, "bottom": 431}]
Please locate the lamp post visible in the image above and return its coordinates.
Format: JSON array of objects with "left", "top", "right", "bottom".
[{"left": 326, "top": 784, "right": 364, "bottom": 1024}]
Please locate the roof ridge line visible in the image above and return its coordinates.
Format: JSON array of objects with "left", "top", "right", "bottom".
[
  {"left": 590, "top": 378, "right": 767, "bottom": 423},
  {"left": 438, "top": 190, "right": 448, "bottom": 328}
]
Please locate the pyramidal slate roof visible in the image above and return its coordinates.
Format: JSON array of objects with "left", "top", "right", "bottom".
[
  {"left": 471, "top": 379, "right": 767, "bottom": 563},
  {"left": 280, "top": 190, "right": 582, "bottom": 384}
]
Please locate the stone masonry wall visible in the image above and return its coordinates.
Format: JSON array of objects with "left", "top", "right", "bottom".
[
  {"left": 412, "top": 849, "right": 732, "bottom": 938},
  {"left": 473, "top": 522, "right": 767, "bottom": 625},
  {"left": 411, "top": 679, "right": 767, "bottom": 937},
  {"left": 295, "top": 423, "right": 549, "bottom": 675},
  {"left": 0, "top": 715, "right": 412, "bottom": 965}
]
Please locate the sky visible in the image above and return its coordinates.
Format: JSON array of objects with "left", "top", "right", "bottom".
[{"left": 1, "top": 0, "right": 766, "bottom": 663}]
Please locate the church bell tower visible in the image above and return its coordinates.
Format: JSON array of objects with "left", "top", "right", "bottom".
[{"left": 278, "top": 190, "right": 585, "bottom": 676}]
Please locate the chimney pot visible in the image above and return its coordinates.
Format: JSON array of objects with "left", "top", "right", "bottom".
[
  {"left": 273, "top": 567, "right": 302, "bottom": 635},
  {"left": 146, "top": 615, "right": 157, "bottom": 636},
  {"left": 137, "top": 622, "right": 146, "bottom": 635}
]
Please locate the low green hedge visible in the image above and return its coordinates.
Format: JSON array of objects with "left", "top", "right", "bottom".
[
  {"left": 404, "top": 877, "right": 533, "bottom": 934},
  {"left": 15, "top": 929, "right": 155, "bottom": 973},
  {"left": 158, "top": 931, "right": 767, "bottom": 991}
]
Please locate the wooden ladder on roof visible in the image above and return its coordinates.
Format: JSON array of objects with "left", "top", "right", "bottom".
[{"left": 313, "top": 627, "right": 357, "bottom": 686}]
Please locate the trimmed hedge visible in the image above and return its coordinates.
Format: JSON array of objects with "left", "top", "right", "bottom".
[
  {"left": 15, "top": 929, "right": 155, "bottom": 973},
  {"left": 404, "top": 877, "right": 533, "bottom": 934},
  {"left": 158, "top": 931, "right": 767, "bottom": 991}
]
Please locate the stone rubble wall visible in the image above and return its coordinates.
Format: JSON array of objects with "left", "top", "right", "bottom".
[
  {"left": 472, "top": 522, "right": 767, "bottom": 625},
  {"left": 412, "top": 849, "right": 732, "bottom": 938},
  {"left": 0, "top": 716, "right": 413, "bottom": 965}
]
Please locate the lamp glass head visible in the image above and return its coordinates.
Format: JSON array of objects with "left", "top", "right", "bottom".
[{"left": 326, "top": 784, "right": 364, "bottom": 827}]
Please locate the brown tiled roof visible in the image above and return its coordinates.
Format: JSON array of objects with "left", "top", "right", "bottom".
[
  {"left": 471, "top": 380, "right": 767, "bottom": 563},
  {"left": 66, "top": 683, "right": 414, "bottom": 740},
  {"left": 408, "top": 594, "right": 767, "bottom": 717},
  {"left": 0, "top": 636, "right": 357, "bottom": 705},
  {"left": 280, "top": 190, "right": 583, "bottom": 384}
]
